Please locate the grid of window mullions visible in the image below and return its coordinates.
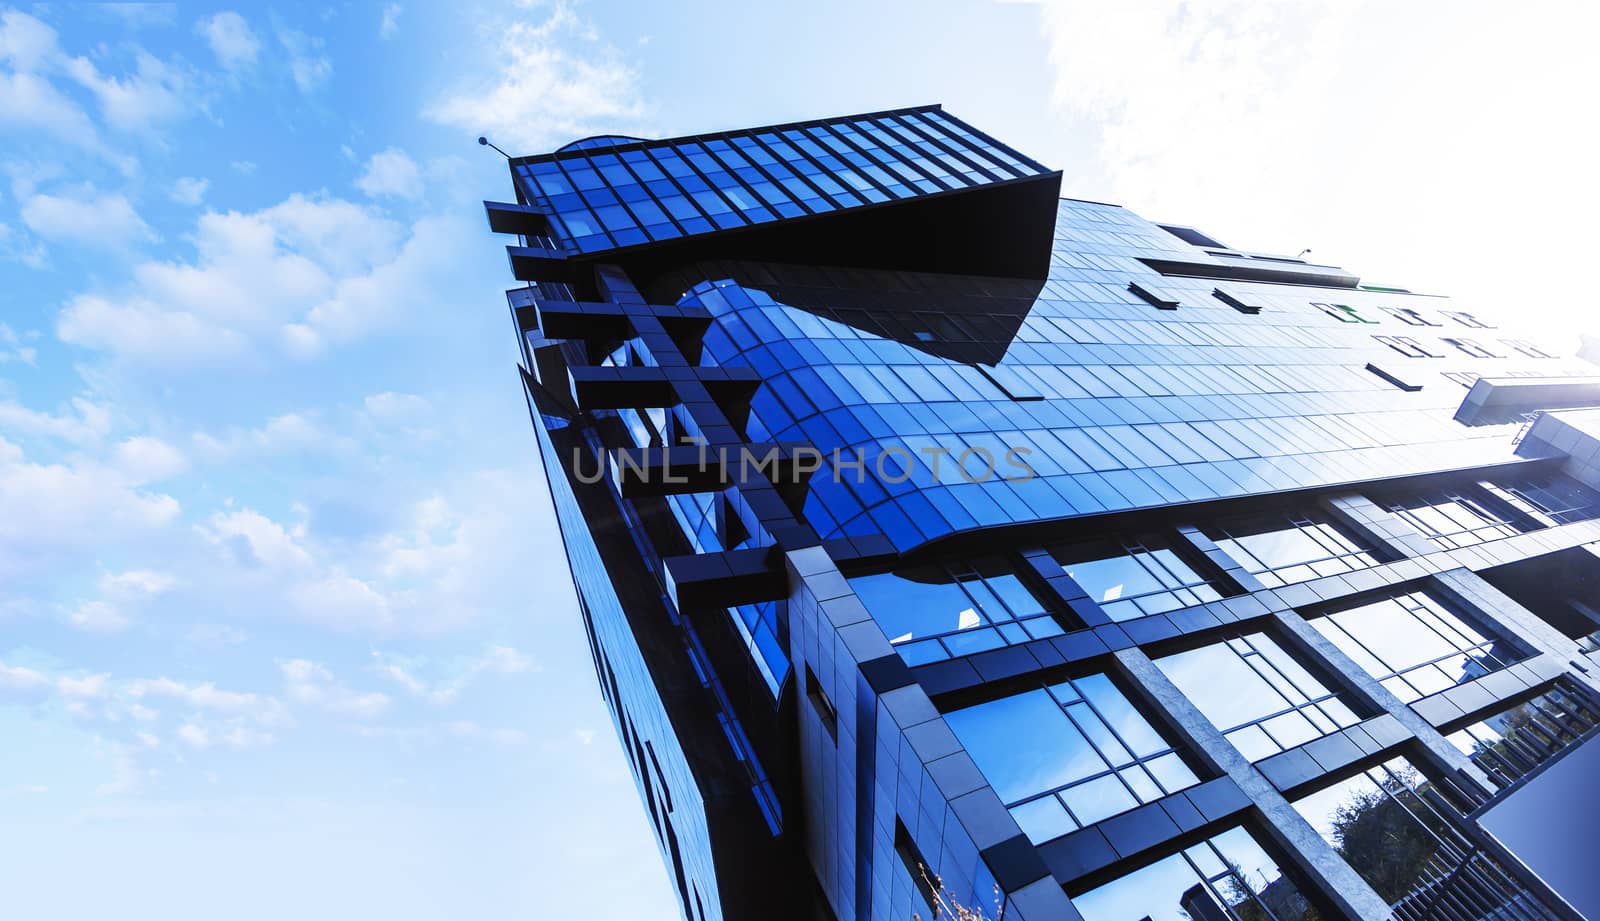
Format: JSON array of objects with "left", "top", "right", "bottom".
[
  {"left": 1317, "top": 593, "right": 1514, "bottom": 701},
  {"left": 1387, "top": 493, "right": 1519, "bottom": 548},
  {"left": 891, "top": 564, "right": 1064, "bottom": 655},
  {"left": 541, "top": 137, "right": 795, "bottom": 248},
  {"left": 843, "top": 119, "right": 969, "bottom": 190},
  {"left": 1217, "top": 516, "right": 1373, "bottom": 585},
  {"left": 1055, "top": 537, "right": 1220, "bottom": 619},
  {"left": 696, "top": 139, "right": 797, "bottom": 213},
  {"left": 917, "top": 108, "right": 1046, "bottom": 174},
  {"left": 1225, "top": 636, "right": 1354, "bottom": 749},
  {"left": 864, "top": 118, "right": 972, "bottom": 190},
  {"left": 847, "top": 118, "right": 965, "bottom": 191},
  {"left": 725, "top": 135, "right": 839, "bottom": 214},
  {"left": 798, "top": 123, "right": 926, "bottom": 199},
  {"left": 1004, "top": 680, "right": 1189, "bottom": 828},
  {"left": 871, "top": 114, "right": 1000, "bottom": 185},
  {"left": 1455, "top": 687, "right": 1600, "bottom": 785},
  {"left": 1165, "top": 840, "right": 1301, "bottom": 921},
  {"left": 895, "top": 110, "right": 1026, "bottom": 180},
  {"left": 750, "top": 130, "right": 869, "bottom": 209}
]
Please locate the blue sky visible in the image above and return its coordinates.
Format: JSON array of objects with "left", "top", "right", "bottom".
[{"left": 0, "top": 1, "right": 1595, "bottom": 918}]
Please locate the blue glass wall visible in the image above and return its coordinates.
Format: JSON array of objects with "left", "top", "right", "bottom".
[
  {"left": 658, "top": 196, "right": 1582, "bottom": 554},
  {"left": 512, "top": 107, "right": 1051, "bottom": 254}
]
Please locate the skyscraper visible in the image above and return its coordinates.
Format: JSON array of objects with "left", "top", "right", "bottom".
[{"left": 485, "top": 106, "right": 1600, "bottom": 921}]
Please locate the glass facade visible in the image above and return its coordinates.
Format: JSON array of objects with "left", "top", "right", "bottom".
[
  {"left": 514, "top": 108, "right": 1051, "bottom": 255},
  {"left": 1372, "top": 487, "right": 1524, "bottom": 548},
  {"left": 1444, "top": 682, "right": 1600, "bottom": 787},
  {"left": 1072, "top": 826, "right": 1310, "bottom": 921},
  {"left": 1292, "top": 756, "right": 1536, "bottom": 914},
  {"left": 1051, "top": 535, "right": 1224, "bottom": 621},
  {"left": 850, "top": 558, "right": 1061, "bottom": 664},
  {"left": 1203, "top": 511, "right": 1385, "bottom": 589},
  {"left": 491, "top": 105, "right": 1600, "bottom": 921},
  {"left": 945, "top": 675, "right": 1198, "bottom": 845},
  {"left": 1157, "top": 632, "right": 1364, "bottom": 761},
  {"left": 1310, "top": 590, "right": 1520, "bottom": 703}
]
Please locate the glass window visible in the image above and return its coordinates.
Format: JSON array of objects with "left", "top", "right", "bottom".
[
  {"left": 1374, "top": 335, "right": 1442, "bottom": 358},
  {"left": 1442, "top": 337, "right": 1501, "bottom": 358},
  {"left": 1380, "top": 307, "right": 1441, "bottom": 327},
  {"left": 1292, "top": 756, "right": 1535, "bottom": 911},
  {"left": 1445, "top": 681, "right": 1600, "bottom": 787},
  {"left": 849, "top": 558, "right": 1060, "bottom": 665},
  {"left": 1441, "top": 310, "right": 1494, "bottom": 329},
  {"left": 1157, "top": 632, "right": 1363, "bottom": 760},
  {"left": 1072, "top": 826, "right": 1310, "bottom": 921},
  {"left": 1375, "top": 488, "right": 1524, "bottom": 548},
  {"left": 1052, "top": 536, "right": 1223, "bottom": 621},
  {"left": 1205, "top": 511, "right": 1384, "bottom": 589},
  {"left": 1502, "top": 338, "right": 1556, "bottom": 359},
  {"left": 945, "top": 675, "right": 1198, "bottom": 844},
  {"left": 729, "top": 600, "right": 788, "bottom": 698},
  {"left": 1310, "top": 590, "right": 1520, "bottom": 703},
  {"left": 1312, "top": 302, "right": 1377, "bottom": 324},
  {"left": 1483, "top": 473, "right": 1600, "bottom": 525}
]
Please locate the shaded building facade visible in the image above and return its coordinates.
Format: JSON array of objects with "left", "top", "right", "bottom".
[{"left": 486, "top": 106, "right": 1600, "bottom": 921}]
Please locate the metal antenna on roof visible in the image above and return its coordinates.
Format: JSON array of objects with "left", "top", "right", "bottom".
[
  {"left": 478, "top": 136, "right": 510, "bottom": 159},
  {"left": 1296, "top": 248, "right": 1312, "bottom": 259}
]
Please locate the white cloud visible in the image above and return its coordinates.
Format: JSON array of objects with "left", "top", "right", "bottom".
[
  {"left": 380, "top": 4, "right": 402, "bottom": 40},
  {"left": 285, "top": 575, "right": 393, "bottom": 631},
  {"left": 178, "top": 465, "right": 559, "bottom": 637},
  {"left": 0, "top": 436, "right": 180, "bottom": 575},
  {"left": 362, "top": 391, "right": 430, "bottom": 424},
  {"left": 62, "top": 49, "right": 187, "bottom": 134},
  {"left": 185, "top": 623, "right": 249, "bottom": 649},
  {"left": 126, "top": 676, "right": 278, "bottom": 717},
  {"left": 1028, "top": 0, "right": 1600, "bottom": 335},
  {"left": 55, "top": 193, "right": 464, "bottom": 366},
  {"left": 0, "top": 661, "right": 52, "bottom": 695},
  {"left": 67, "top": 600, "right": 132, "bottom": 634},
  {"left": 112, "top": 436, "right": 188, "bottom": 483},
  {"left": 171, "top": 176, "right": 208, "bottom": 205},
  {"left": 0, "top": 321, "right": 34, "bottom": 364},
  {"left": 197, "top": 11, "right": 259, "bottom": 70},
  {"left": 64, "top": 568, "right": 177, "bottom": 634},
  {"left": 0, "top": 396, "right": 111, "bottom": 444},
  {"left": 58, "top": 673, "right": 111, "bottom": 700},
  {"left": 277, "top": 27, "right": 331, "bottom": 93},
  {"left": 101, "top": 569, "right": 177, "bottom": 599},
  {"left": 424, "top": 1, "right": 648, "bottom": 151},
  {"left": 201, "top": 508, "right": 314, "bottom": 571},
  {"left": 0, "top": 222, "right": 47, "bottom": 270},
  {"left": 191, "top": 411, "right": 334, "bottom": 461},
  {"left": 279, "top": 659, "right": 390, "bottom": 719},
  {"left": 0, "top": 9, "right": 58, "bottom": 70},
  {"left": 370, "top": 644, "right": 533, "bottom": 705},
  {"left": 0, "top": 12, "right": 135, "bottom": 172},
  {"left": 21, "top": 187, "right": 155, "bottom": 250},
  {"left": 176, "top": 723, "right": 209, "bottom": 747},
  {"left": 355, "top": 148, "right": 423, "bottom": 200}
]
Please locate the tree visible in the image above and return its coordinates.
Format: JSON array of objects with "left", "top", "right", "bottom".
[{"left": 1325, "top": 773, "right": 1439, "bottom": 904}]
